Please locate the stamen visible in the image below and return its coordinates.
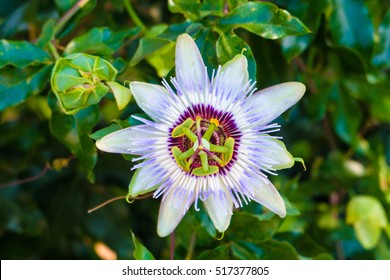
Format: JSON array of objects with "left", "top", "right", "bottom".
[
  {"left": 203, "top": 122, "right": 216, "bottom": 141},
  {"left": 178, "top": 147, "right": 195, "bottom": 160}
]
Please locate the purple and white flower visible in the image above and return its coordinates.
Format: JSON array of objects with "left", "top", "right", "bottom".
[{"left": 96, "top": 34, "right": 305, "bottom": 237}]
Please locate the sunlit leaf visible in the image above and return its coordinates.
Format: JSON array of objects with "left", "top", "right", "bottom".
[
  {"left": 145, "top": 42, "right": 175, "bottom": 77},
  {"left": 0, "top": 40, "right": 52, "bottom": 69},
  {"left": 131, "top": 231, "right": 155, "bottom": 260},
  {"left": 130, "top": 37, "right": 174, "bottom": 66},
  {"left": 346, "top": 195, "right": 389, "bottom": 250},
  {"left": 64, "top": 27, "right": 140, "bottom": 56},
  {"left": 106, "top": 81, "right": 132, "bottom": 110},
  {"left": 218, "top": 2, "right": 310, "bottom": 39}
]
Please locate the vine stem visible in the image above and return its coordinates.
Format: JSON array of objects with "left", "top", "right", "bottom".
[
  {"left": 87, "top": 195, "right": 127, "bottom": 213},
  {"left": 124, "top": 0, "right": 146, "bottom": 31},
  {"left": 0, "top": 163, "right": 51, "bottom": 189},
  {"left": 54, "top": 0, "right": 91, "bottom": 35},
  {"left": 170, "top": 231, "right": 175, "bottom": 260},
  {"left": 87, "top": 193, "right": 153, "bottom": 213},
  {"left": 185, "top": 231, "right": 197, "bottom": 260}
]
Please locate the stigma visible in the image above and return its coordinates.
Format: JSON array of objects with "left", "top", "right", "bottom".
[{"left": 171, "top": 117, "right": 235, "bottom": 176}]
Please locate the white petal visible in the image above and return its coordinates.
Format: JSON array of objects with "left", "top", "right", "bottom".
[
  {"left": 175, "top": 33, "right": 208, "bottom": 92},
  {"left": 204, "top": 190, "right": 233, "bottom": 233},
  {"left": 128, "top": 164, "right": 161, "bottom": 196},
  {"left": 221, "top": 54, "right": 249, "bottom": 87},
  {"left": 96, "top": 125, "right": 163, "bottom": 155},
  {"left": 259, "top": 137, "right": 294, "bottom": 170},
  {"left": 130, "top": 81, "right": 178, "bottom": 122},
  {"left": 246, "top": 82, "right": 306, "bottom": 125},
  {"left": 157, "top": 188, "right": 194, "bottom": 237},
  {"left": 252, "top": 179, "right": 286, "bottom": 218}
]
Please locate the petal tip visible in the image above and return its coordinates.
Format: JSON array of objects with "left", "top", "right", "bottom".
[
  {"left": 289, "top": 81, "right": 306, "bottom": 98},
  {"left": 95, "top": 137, "right": 108, "bottom": 152},
  {"left": 277, "top": 206, "right": 287, "bottom": 218},
  {"left": 157, "top": 224, "right": 172, "bottom": 238}
]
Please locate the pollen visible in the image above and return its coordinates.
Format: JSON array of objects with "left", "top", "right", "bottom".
[{"left": 210, "top": 118, "right": 219, "bottom": 127}]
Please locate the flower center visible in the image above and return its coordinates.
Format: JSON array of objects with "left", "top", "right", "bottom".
[{"left": 171, "top": 116, "right": 235, "bottom": 176}]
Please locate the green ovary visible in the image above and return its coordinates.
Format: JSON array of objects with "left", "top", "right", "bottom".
[{"left": 171, "top": 117, "right": 235, "bottom": 176}]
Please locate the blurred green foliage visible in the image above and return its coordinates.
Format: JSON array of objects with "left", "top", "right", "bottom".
[{"left": 0, "top": 0, "right": 389, "bottom": 260}]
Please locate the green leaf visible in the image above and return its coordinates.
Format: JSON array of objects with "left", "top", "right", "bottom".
[
  {"left": 55, "top": 0, "right": 77, "bottom": 13},
  {"left": 196, "top": 244, "right": 230, "bottom": 260},
  {"left": 0, "top": 40, "right": 52, "bottom": 69},
  {"left": 0, "top": 64, "right": 52, "bottom": 111},
  {"left": 193, "top": 27, "right": 219, "bottom": 69},
  {"left": 0, "top": 1, "right": 30, "bottom": 38},
  {"left": 216, "top": 33, "right": 256, "bottom": 82},
  {"left": 343, "top": 78, "right": 390, "bottom": 123},
  {"left": 200, "top": 0, "right": 225, "bottom": 17},
  {"left": 106, "top": 81, "right": 132, "bottom": 110},
  {"left": 231, "top": 242, "right": 257, "bottom": 260},
  {"left": 218, "top": 2, "right": 310, "bottom": 39},
  {"left": 346, "top": 195, "right": 389, "bottom": 250},
  {"left": 227, "top": 212, "right": 280, "bottom": 243},
  {"left": 130, "top": 38, "right": 174, "bottom": 66},
  {"left": 328, "top": 0, "right": 374, "bottom": 62},
  {"left": 35, "top": 19, "right": 56, "bottom": 49},
  {"left": 168, "top": 0, "right": 202, "bottom": 21},
  {"left": 157, "top": 22, "right": 192, "bottom": 41},
  {"left": 226, "top": 0, "right": 248, "bottom": 11},
  {"left": 330, "top": 85, "right": 362, "bottom": 145},
  {"left": 193, "top": 206, "right": 217, "bottom": 238},
  {"left": 372, "top": 9, "right": 390, "bottom": 69},
  {"left": 280, "top": 0, "right": 328, "bottom": 61},
  {"left": 275, "top": 232, "right": 333, "bottom": 259},
  {"left": 90, "top": 123, "right": 122, "bottom": 141},
  {"left": 259, "top": 239, "right": 300, "bottom": 260},
  {"left": 131, "top": 231, "right": 155, "bottom": 260},
  {"left": 145, "top": 42, "right": 175, "bottom": 77},
  {"left": 64, "top": 27, "right": 140, "bottom": 56},
  {"left": 283, "top": 196, "right": 301, "bottom": 216},
  {"left": 49, "top": 93, "right": 99, "bottom": 182}
]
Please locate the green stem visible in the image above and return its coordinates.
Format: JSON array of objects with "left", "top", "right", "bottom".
[
  {"left": 48, "top": 41, "right": 60, "bottom": 60},
  {"left": 124, "top": 0, "right": 146, "bottom": 30},
  {"left": 185, "top": 231, "right": 197, "bottom": 260},
  {"left": 54, "top": 0, "right": 91, "bottom": 35}
]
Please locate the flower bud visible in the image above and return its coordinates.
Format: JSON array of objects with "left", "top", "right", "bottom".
[{"left": 51, "top": 53, "right": 117, "bottom": 114}]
